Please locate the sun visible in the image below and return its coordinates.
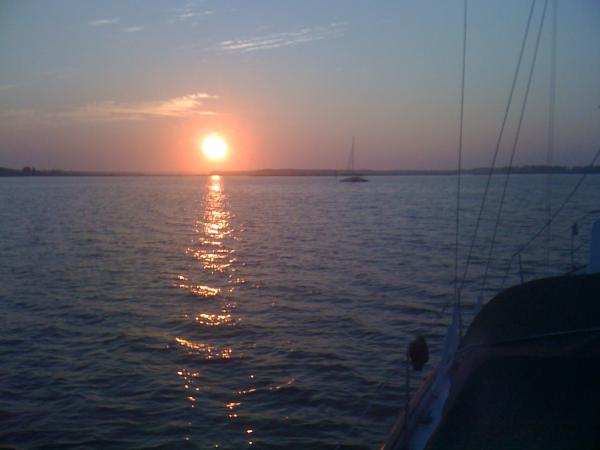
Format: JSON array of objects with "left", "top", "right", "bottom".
[{"left": 201, "top": 134, "right": 228, "bottom": 161}]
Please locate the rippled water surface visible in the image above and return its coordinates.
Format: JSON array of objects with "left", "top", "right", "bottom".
[{"left": 1, "top": 175, "right": 599, "bottom": 449}]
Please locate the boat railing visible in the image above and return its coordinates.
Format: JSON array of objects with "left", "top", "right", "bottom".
[{"left": 502, "top": 212, "right": 600, "bottom": 284}]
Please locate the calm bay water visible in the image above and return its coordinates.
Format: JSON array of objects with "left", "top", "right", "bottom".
[{"left": 1, "top": 174, "right": 599, "bottom": 449}]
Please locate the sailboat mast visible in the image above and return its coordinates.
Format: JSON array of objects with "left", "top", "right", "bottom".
[
  {"left": 350, "top": 136, "right": 355, "bottom": 173},
  {"left": 340, "top": 135, "right": 367, "bottom": 182}
]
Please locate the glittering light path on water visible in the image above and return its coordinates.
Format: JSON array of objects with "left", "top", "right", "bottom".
[{"left": 174, "top": 175, "right": 255, "bottom": 447}]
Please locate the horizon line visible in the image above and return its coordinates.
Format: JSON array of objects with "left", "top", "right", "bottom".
[{"left": 2, "top": 165, "right": 600, "bottom": 177}]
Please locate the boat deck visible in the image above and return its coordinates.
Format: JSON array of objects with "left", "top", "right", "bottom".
[{"left": 425, "top": 273, "right": 600, "bottom": 450}]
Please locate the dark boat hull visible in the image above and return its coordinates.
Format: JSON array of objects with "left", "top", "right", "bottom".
[
  {"left": 384, "top": 273, "right": 600, "bottom": 450},
  {"left": 340, "top": 176, "right": 368, "bottom": 182}
]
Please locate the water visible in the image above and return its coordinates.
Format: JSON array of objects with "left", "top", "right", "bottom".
[{"left": 1, "top": 174, "right": 599, "bottom": 449}]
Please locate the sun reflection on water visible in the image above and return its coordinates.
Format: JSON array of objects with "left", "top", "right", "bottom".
[
  {"left": 195, "top": 313, "right": 236, "bottom": 326},
  {"left": 175, "top": 276, "right": 222, "bottom": 298},
  {"left": 174, "top": 175, "right": 254, "bottom": 445},
  {"left": 183, "top": 176, "right": 238, "bottom": 276},
  {"left": 175, "top": 337, "right": 233, "bottom": 360},
  {"left": 176, "top": 175, "right": 239, "bottom": 297}
]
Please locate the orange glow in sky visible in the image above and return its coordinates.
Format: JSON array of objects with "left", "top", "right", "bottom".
[
  {"left": 2, "top": 2, "right": 599, "bottom": 173},
  {"left": 201, "top": 133, "right": 228, "bottom": 161}
]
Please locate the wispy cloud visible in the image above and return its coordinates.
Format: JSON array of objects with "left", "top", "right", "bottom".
[
  {"left": 217, "top": 22, "right": 348, "bottom": 53},
  {"left": 168, "top": 1, "right": 214, "bottom": 24},
  {"left": 170, "top": 10, "right": 213, "bottom": 23},
  {"left": 0, "top": 92, "right": 219, "bottom": 125},
  {"left": 67, "top": 92, "right": 218, "bottom": 120},
  {"left": 122, "top": 26, "right": 144, "bottom": 33},
  {"left": 89, "top": 17, "right": 120, "bottom": 26}
]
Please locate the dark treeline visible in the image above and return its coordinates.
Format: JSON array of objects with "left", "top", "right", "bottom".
[
  {"left": 212, "top": 165, "right": 600, "bottom": 176},
  {"left": 0, "top": 166, "right": 144, "bottom": 177},
  {"left": 1, "top": 165, "right": 600, "bottom": 177}
]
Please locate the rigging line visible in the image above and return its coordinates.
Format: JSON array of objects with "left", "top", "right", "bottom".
[
  {"left": 453, "top": 0, "right": 468, "bottom": 334},
  {"left": 502, "top": 206, "right": 600, "bottom": 287},
  {"left": 509, "top": 146, "right": 600, "bottom": 262},
  {"left": 545, "top": 0, "right": 558, "bottom": 274},
  {"left": 442, "top": 0, "right": 538, "bottom": 314},
  {"left": 458, "top": 0, "right": 537, "bottom": 292},
  {"left": 480, "top": 0, "right": 550, "bottom": 298},
  {"left": 500, "top": 255, "right": 513, "bottom": 290}
]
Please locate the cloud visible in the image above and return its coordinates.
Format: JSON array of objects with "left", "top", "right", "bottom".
[
  {"left": 68, "top": 92, "right": 218, "bottom": 120},
  {"left": 0, "top": 92, "right": 219, "bottom": 125},
  {"left": 122, "top": 26, "right": 144, "bottom": 33},
  {"left": 168, "top": 2, "right": 214, "bottom": 24},
  {"left": 0, "top": 84, "right": 17, "bottom": 91},
  {"left": 217, "top": 22, "right": 348, "bottom": 53},
  {"left": 170, "top": 10, "right": 214, "bottom": 23},
  {"left": 89, "top": 17, "right": 120, "bottom": 26}
]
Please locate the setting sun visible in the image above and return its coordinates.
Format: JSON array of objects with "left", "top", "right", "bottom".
[{"left": 201, "top": 134, "right": 228, "bottom": 161}]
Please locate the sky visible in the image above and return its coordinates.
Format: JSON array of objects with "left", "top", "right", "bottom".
[{"left": 0, "top": 0, "right": 599, "bottom": 173}]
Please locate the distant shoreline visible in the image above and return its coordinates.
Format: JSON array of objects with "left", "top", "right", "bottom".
[{"left": 1, "top": 165, "right": 600, "bottom": 177}]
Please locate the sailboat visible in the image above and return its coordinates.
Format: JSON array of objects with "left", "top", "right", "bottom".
[
  {"left": 340, "top": 137, "right": 368, "bottom": 182},
  {"left": 382, "top": 221, "right": 600, "bottom": 450},
  {"left": 382, "top": 1, "right": 600, "bottom": 449}
]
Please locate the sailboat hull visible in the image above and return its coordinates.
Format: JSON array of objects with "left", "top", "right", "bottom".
[
  {"left": 383, "top": 272, "right": 600, "bottom": 450},
  {"left": 340, "top": 176, "right": 368, "bottom": 182}
]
